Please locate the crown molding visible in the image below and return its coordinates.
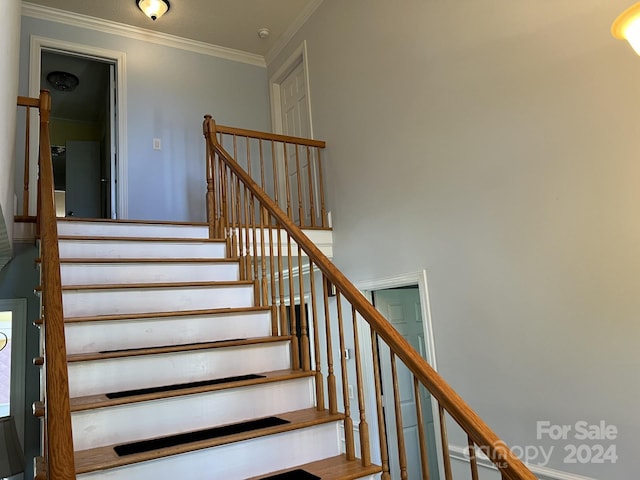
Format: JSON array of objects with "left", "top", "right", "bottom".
[
  {"left": 21, "top": 2, "right": 266, "bottom": 67},
  {"left": 265, "top": 0, "right": 324, "bottom": 66}
]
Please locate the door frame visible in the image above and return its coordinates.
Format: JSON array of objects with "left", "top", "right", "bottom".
[
  {"left": 269, "top": 40, "right": 314, "bottom": 139},
  {"left": 28, "top": 35, "right": 128, "bottom": 218},
  {"left": 356, "top": 270, "right": 445, "bottom": 479}
]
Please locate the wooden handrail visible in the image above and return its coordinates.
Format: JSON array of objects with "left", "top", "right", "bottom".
[
  {"left": 23, "top": 91, "right": 76, "bottom": 479},
  {"left": 204, "top": 115, "right": 536, "bottom": 480},
  {"left": 217, "top": 124, "right": 326, "bottom": 148}
]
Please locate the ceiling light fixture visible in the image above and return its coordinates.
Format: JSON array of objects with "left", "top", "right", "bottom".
[
  {"left": 137, "top": 0, "right": 170, "bottom": 21},
  {"left": 46, "top": 71, "right": 80, "bottom": 92},
  {"left": 612, "top": 2, "right": 640, "bottom": 55}
]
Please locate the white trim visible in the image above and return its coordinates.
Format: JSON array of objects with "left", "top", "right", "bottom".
[
  {"left": 269, "top": 41, "right": 314, "bottom": 139},
  {"left": 29, "top": 35, "right": 129, "bottom": 219},
  {"left": 0, "top": 299, "right": 27, "bottom": 449},
  {"left": 449, "top": 444, "right": 598, "bottom": 480},
  {"left": 355, "top": 270, "right": 443, "bottom": 479},
  {"left": 22, "top": 2, "right": 266, "bottom": 67},
  {"left": 265, "top": 0, "right": 324, "bottom": 66}
]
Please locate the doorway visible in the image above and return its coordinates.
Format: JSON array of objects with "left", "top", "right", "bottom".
[
  {"left": 28, "top": 36, "right": 128, "bottom": 219},
  {"left": 41, "top": 51, "right": 115, "bottom": 219},
  {"left": 357, "top": 271, "right": 444, "bottom": 480}
]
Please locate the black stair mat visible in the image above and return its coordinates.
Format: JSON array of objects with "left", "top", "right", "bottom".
[
  {"left": 261, "top": 470, "right": 320, "bottom": 479},
  {"left": 114, "top": 416, "right": 290, "bottom": 456},
  {"left": 99, "top": 338, "right": 245, "bottom": 354},
  {"left": 105, "top": 374, "right": 266, "bottom": 399}
]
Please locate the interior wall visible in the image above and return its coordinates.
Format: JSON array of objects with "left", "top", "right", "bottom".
[
  {"left": 268, "top": 1, "right": 640, "bottom": 478},
  {"left": 18, "top": 14, "right": 271, "bottom": 222},
  {"left": 0, "top": 0, "right": 22, "bottom": 254}
]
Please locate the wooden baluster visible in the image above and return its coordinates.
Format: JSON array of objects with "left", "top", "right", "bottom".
[
  {"left": 259, "top": 139, "right": 266, "bottom": 191},
  {"left": 268, "top": 212, "right": 277, "bottom": 327},
  {"left": 390, "top": 352, "right": 409, "bottom": 480},
  {"left": 371, "top": 331, "right": 390, "bottom": 480},
  {"left": 335, "top": 291, "right": 355, "bottom": 460},
  {"left": 229, "top": 167, "right": 239, "bottom": 259},
  {"left": 352, "top": 306, "right": 371, "bottom": 466},
  {"left": 203, "top": 115, "right": 217, "bottom": 239},
  {"left": 468, "top": 435, "right": 480, "bottom": 480},
  {"left": 308, "top": 261, "right": 325, "bottom": 410},
  {"left": 294, "top": 145, "right": 304, "bottom": 226},
  {"left": 259, "top": 204, "right": 268, "bottom": 306},
  {"left": 271, "top": 140, "right": 279, "bottom": 212},
  {"left": 414, "top": 377, "right": 430, "bottom": 480},
  {"left": 219, "top": 159, "right": 229, "bottom": 247},
  {"left": 235, "top": 175, "right": 243, "bottom": 275},
  {"left": 322, "top": 274, "right": 338, "bottom": 413},
  {"left": 23, "top": 106, "right": 30, "bottom": 217},
  {"left": 277, "top": 225, "right": 287, "bottom": 336},
  {"left": 439, "top": 406, "right": 454, "bottom": 480},
  {"left": 317, "top": 146, "right": 327, "bottom": 227},
  {"left": 243, "top": 183, "right": 252, "bottom": 283},
  {"left": 286, "top": 231, "right": 299, "bottom": 369},
  {"left": 298, "top": 244, "right": 310, "bottom": 371},
  {"left": 306, "top": 146, "right": 316, "bottom": 227},
  {"left": 283, "top": 143, "right": 293, "bottom": 219}
]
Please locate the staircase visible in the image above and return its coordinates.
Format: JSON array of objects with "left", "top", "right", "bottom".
[{"left": 48, "top": 218, "right": 380, "bottom": 479}]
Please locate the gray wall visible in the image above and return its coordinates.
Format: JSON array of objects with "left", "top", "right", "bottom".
[
  {"left": 18, "top": 14, "right": 271, "bottom": 222},
  {"left": 269, "top": 1, "right": 640, "bottom": 478}
]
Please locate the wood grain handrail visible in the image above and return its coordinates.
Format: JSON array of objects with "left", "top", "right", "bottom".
[
  {"left": 33, "top": 90, "right": 76, "bottom": 479},
  {"left": 216, "top": 124, "right": 326, "bottom": 148},
  {"left": 204, "top": 116, "right": 536, "bottom": 480}
]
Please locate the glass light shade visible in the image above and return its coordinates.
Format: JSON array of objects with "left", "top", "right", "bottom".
[
  {"left": 612, "top": 2, "right": 640, "bottom": 55},
  {"left": 137, "top": 0, "right": 170, "bottom": 21}
]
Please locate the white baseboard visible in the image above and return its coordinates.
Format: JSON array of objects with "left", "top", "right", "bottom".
[
  {"left": 12, "top": 222, "right": 36, "bottom": 243},
  {"left": 449, "top": 444, "right": 598, "bottom": 480}
]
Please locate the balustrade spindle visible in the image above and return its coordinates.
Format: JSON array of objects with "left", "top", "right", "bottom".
[
  {"left": 390, "top": 352, "right": 409, "bottom": 480},
  {"left": 283, "top": 143, "right": 293, "bottom": 219},
  {"left": 322, "top": 275, "right": 338, "bottom": 414},
  {"left": 439, "top": 406, "right": 454, "bottom": 480},
  {"left": 414, "top": 377, "right": 431, "bottom": 480},
  {"left": 335, "top": 291, "right": 355, "bottom": 460},
  {"left": 371, "top": 331, "right": 391, "bottom": 480},
  {"left": 352, "top": 306, "right": 371, "bottom": 466},
  {"left": 295, "top": 145, "right": 304, "bottom": 225},
  {"left": 468, "top": 435, "right": 480, "bottom": 480},
  {"left": 308, "top": 262, "right": 325, "bottom": 410},
  {"left": 268, "top": 215, "right": 277, "bottom": 333},
  {"left": 297, "top": 245, "right": 311, "bottom": 371},
  {"left": 317, "top": 147, "right": 327, "bottom": 227},
  {"left": 277, "top": 226, "right": 287, "bottom": 337},
  {"left": 23, "top": 106, "right": 30, "bottom": 217},
  {"left": 286, "top": 232, "right": 300, "bottom": 369},
  {"left": 306, "top": 146, "right": 316, "bottom": 227}
]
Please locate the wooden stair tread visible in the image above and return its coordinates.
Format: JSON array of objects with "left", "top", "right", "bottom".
[
  {"left": 66, "top": 335, "right": 291, "bottom": 362},
  {"left": 63, "top": 305, "right": 272, "bottom": 323},
  {"left": 58, "top": 235, "right": 224, "bottom": 242},
  {"left": 70, "top": 369, "right": 314, "bottom": 411},
  {"left": 248, "top": 455, "right": 382, "bottom": 480},
  {"left": 74, "top": 408, "right": 344, "bottom": 475},
  {"left": 58, "top": 279, "right": 254, "bottom": 291},
  {"left": 57, "top": 257, "right": 240, "bottom": 264}
]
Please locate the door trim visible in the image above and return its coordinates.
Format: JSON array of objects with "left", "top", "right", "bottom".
[
  {"left": 356, "top": 270, "right": 445, "bottom": 478},
  {"left": 269, "top": 40, "right": 314, "bottom": 138},
  {"left": 28, "top": 35, "right": 129, "bottom": 218}
]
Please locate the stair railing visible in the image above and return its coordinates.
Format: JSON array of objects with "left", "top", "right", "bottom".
[
  {"left": 204, "top": 115, "right": 536, "bottom": 480},
  {"left": 18, "top": 91, "right": 76, "bottom": 479},
  {"left": 206, "top": 122, "right": 328, "bottom": 236}
]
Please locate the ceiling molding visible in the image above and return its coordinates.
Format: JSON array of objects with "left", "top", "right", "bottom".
[
  {"left": 22, "top": 2, "right": 266, "bottom": 68},
  {"left": 265, "top": 0, "right": 323, "bottom": 66}
]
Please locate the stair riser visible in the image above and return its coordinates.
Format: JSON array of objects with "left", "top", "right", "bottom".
[
  {"left": 59, "top": 240, "right": 226, "bottom": 259},
  {"left": 65, "top": 311, "right": 272, "bottom": 355},
  {"left": 68, "top": 342, "right": 291, "bottom": 397},
  {"left": 62, "top": 285, "right": 254, "bottom": 317},
  {"left": 57, "top": 222, "right": 209, "bottom": 239},
  {"left": 76, "top": 422, "right": 342, "bottom": 480},
  {"left": 72, "top": 377, "right": 316, "bottom": 450},
  {"left": 60, "top": 262, "right": 239, "bottom": 286}
]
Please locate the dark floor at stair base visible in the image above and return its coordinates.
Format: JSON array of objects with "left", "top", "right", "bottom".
[
  {"left": 260, "top": 469, "right": 321, "bottom": 479},
  {"left": 105, "top": 374, "right": 266, "bottom": 399},
  {"left": 114, "top": 416, "right": 290, "bottom": 456}
]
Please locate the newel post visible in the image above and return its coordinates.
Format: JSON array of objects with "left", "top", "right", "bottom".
[{"left": 203, "top": 115, "right": 218, "bottom": 239}]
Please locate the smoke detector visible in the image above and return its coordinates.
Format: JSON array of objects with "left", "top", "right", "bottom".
[{"left": 257, "top": 28, "right": 270, "bottom": 39}]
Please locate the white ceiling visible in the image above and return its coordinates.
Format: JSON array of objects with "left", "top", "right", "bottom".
[{"left": 25, "top": 0, "right": 320, "bottom": 56}]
